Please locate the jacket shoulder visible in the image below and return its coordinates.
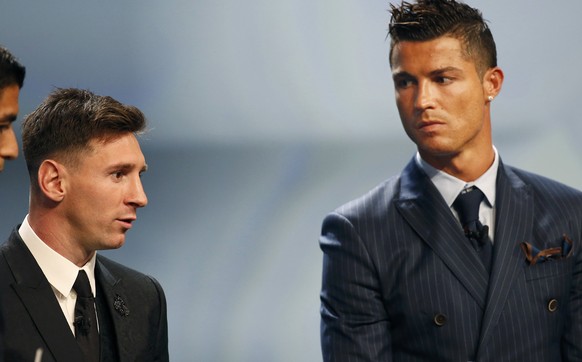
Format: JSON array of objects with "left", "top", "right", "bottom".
[
  {"left": 319, "top": 175, "right": 403, "bottom": 244},
  {"left": 507, "top": 165, "right": 582, "bottom": 198},
  {"left": 96, "top": 255, "right": 164, "bottom": 292},
  {"left": 333, "top": 175, "right": 401, "bottom": 220}
]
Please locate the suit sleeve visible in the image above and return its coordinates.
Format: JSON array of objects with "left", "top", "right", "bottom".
[
  {"left": 148, "top": 276, "right": 170, "bottom": 362},
  {"left": 319, "top": 212, "right": 392, "bottom": 362}
]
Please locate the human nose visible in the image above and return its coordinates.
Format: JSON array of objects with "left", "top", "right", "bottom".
[
  {"left": 0, "top": 127, "right": 19, "bottom": 160},
  {"left": 414, "top": 80, "right": 436, "bottom": 110},
  {"left": 127, "top": 175, "right": 148, "bottom": 208}
]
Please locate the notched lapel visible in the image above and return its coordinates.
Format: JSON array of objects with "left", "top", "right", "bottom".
[
  {"left": 12, "top": 284, "right": 84, "bottom": 361},
  {"left": 5, "top": 231, "right": 84, "bottom": 361},
  {"left": 395, "top": 160, "right": 490, "bottom": 308},
  {"left": 96, "top": 259, "right": 133, "bottom": 361}
]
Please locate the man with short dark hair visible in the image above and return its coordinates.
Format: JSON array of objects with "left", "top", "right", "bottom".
[
  {"left": 0, "top": 88, "right": 169, "bottom": 361},
  {"left": 0, "top": 45, "right": 25, "bottom": 172},
  {"left": 319, "top": 1, "right": 582, "bottom": 360},
  {"left": 0, "top": 44, "right": 25, "bottom": 362}
]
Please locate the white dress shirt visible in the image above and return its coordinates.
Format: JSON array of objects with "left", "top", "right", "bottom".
[
  {"left": 18, "top": 215, "right": 97, "bottom": 335},
  {"left": 415, "top": 147, "right": 499, "bottom": 242}
]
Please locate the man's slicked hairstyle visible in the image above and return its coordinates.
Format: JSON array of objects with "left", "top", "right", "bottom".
[
  {"left": 388, "top": 0, "right": 497, "bottom": 76},
  {"left": 0, "top": 46, "right": 25, "bottom": 90},
  {"left": 22, "top": 88, "right": 147, "bottom": 187}
]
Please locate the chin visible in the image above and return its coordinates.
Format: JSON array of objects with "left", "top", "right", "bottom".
[
  {"left": 106, "top": 238, "right": 126, "bottom": 250},
  {"left": 417, "top": 140, "right": 457, "bottom": 155}
]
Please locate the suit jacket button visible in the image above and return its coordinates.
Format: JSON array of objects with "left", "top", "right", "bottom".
[
  {"left": 433, "top": 313, "right": 447, "bottom": 327},
  {"left": 547, "top": 299, "right": 558, "bottom": 312}
]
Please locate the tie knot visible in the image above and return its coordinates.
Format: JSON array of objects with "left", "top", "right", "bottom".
[
  {"left": 73, "top": 270, "right": 93, "bottom": 298},
  {"left": 453, "top": 186, "right": 485, "bottom": 225}
]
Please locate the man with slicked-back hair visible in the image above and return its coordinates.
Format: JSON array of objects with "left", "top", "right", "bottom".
[{"left": 320, "top": 1, "right": 582, "bottom": 361}]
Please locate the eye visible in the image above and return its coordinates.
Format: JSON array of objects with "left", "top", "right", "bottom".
[
  {"left": 435, "top": 76, "right": 453, "bottom": 84},
  {"left": 394, "top": 78, "right": 415, "bottom": 89},
  {"left": 112, "top": 171, "right": 124, "bottom": 180}
]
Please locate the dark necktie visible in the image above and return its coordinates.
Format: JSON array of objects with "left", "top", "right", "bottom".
[
  {"left": 453, "top": 186, "right": 492, "bottom": 273},
  {"left": 73, "top": 270, "right": 100, "bottom": 362}
]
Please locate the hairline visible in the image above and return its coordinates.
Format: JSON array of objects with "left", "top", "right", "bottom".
[
  {"left": 30, "top": 131, "right": 143, "bottom": 192},
  {"left": 389, "top": 33, "right": 490, "bottom": 78}
]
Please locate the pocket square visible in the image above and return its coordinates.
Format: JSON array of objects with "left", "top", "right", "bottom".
[{"left": 521, "top": 234, "right": 573, "bottom": 266}]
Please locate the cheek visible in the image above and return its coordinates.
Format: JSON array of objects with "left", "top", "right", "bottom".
[
  {"left": 0, "top": 131, "right": 8, "bottom": 144},
  {"left": 395, "top": 98, "right": 412, "bottom": 120},
  {"left": 461, "top": 97, "right": 486, "bottom": 119},
  {"left": 73, "top": 186, "right": 113, "bottom": 216},
  {"left": 394, "top": 92, "right": 408, "bottom": 107},
  {"left": 446, "top": 92, "right": 478, "bottom": 116}
]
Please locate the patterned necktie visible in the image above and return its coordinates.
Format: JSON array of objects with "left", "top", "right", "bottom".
[
  {"left": 453, "top": 186, "right": 493, "bottom": 272},
  {"left": 73, "top": 270, "right": 100, "bottom": 362}
]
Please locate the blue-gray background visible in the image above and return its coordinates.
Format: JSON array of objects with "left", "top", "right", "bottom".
[{"left": 1, "top": 1, "right": 582, "bottom": 360}]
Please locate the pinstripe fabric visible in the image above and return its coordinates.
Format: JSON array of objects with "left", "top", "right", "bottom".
[{"left": 320, "top": 158, "right": 582, "bottom": 361}]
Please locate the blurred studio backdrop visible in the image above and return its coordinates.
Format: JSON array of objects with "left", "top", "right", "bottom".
[{"left": 2, "top": 1, "right": 582, "bottom": 360}]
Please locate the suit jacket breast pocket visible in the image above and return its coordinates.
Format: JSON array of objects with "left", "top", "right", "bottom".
[{"left": 524, "top": 256, "right": 574, "bottom": 281}]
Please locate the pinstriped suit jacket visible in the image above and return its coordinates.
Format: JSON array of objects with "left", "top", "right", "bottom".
[{"left": 320, "top": 158, "right": 582, "bottom": 361}]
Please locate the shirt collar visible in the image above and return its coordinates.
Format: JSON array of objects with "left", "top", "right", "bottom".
[
  {"left": 415, "top": 146, "right": 499, "bottom": 208},
  {"left": 18, "top": 216, "right": 97, "bottom": 298}
]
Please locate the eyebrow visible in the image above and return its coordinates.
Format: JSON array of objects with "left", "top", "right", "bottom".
[
  {"left": 0, "top": 114, "right": 18, "bottom": 124},
  {"left": 108, "top": 162, "right": 148, "bottom": 173},
  {"left": 393, "top": 66, "right": 463, "bottom": 79},
  {"left": 428, "top": 66, "right": 463, "bottom": 76}
]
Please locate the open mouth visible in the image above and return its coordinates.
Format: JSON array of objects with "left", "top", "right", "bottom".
[{"left": 117, "top": 218, "right": 135, "bottom": 229}]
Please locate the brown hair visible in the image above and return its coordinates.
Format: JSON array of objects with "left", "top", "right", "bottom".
[
  {"left": 388, "top": 0, "right": 497, "bottom": 76},
  {"left": 22, "top": 88, "right": 147, "bottom": 185}
]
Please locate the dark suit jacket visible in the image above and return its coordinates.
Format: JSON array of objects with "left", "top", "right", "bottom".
[
  {"left": 320, "top": 158, "right": 582, "bottom": 361},
  {"left": 0, "top": 229, "right": 169, "bottom": 362},
  {"left": 0, "top": 304, "right": 4, "bottom": 362}
]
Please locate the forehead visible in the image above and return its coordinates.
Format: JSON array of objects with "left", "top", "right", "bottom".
[
  {"left": 0, "top": 85, "right": 20, "bottom": 121},
  {"left": 391, "top": 36, "right": 475, "bottom": 72},
  {"left": 84, "top": 133, "right": 145, "bottom": 165}
]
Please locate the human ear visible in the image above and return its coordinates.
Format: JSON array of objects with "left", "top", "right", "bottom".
[
  {"left": 37, "top": 160, "right": 67, "bottom": 202},
  {"left": 484, "top": 66, "right": 504, "bottom": 102}
]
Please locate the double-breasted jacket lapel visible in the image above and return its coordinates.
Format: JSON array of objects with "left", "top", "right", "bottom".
[
  {"left": 4, "top": 231, "right": 84, "bottom": 361},
  {"left": 395, "top": 159, "right": 490, "bottom": 308},
  {"left": 476, "top": 162, "right": 533, "bottom": 355},
  {"left": 394, "top": 159, "right": 535, "bottom": 356}
]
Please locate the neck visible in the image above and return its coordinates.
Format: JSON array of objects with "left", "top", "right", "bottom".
[
  {"left": 28, "top": 208, "right": 95, "bottom": 267},
  {"left": 420, "top": 146, "right": 495, "bottom": 182}
]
